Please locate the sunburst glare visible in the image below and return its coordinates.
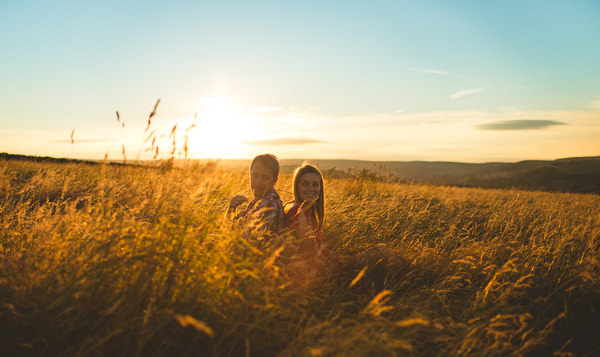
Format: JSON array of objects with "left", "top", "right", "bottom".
[{"left": 184, "top": 97, "right": 257, "bottom": 159}]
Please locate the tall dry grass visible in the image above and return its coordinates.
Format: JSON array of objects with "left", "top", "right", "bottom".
[{"left": 0, "top": 158, "right": 599, "bottom": 356}]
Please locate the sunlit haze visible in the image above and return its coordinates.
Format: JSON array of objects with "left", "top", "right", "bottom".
[{"left": 1, "top": 0, "right": 599, "bottom": 162}]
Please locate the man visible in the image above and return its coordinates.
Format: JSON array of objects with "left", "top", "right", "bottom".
[{"left": 227, "top": 153, "right": 284, "bottom": 235}]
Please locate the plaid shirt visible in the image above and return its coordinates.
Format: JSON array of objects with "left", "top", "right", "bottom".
[{"left": 235, "top": 188, "right": 284, "bottom": 234}]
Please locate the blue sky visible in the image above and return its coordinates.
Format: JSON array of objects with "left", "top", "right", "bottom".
[{"left": 1, "top": 0, "right": 599, "bottom": 162}]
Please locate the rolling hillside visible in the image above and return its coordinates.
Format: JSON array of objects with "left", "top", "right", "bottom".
[
  {"left": 223, "top": 156, "right": 600, "bottom": 195},
  {"left": 2, "top": 153, "right": 599, "bottom": 194}
]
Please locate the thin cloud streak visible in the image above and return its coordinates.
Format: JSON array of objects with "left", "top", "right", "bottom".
[
  {"left": 475, "top": 120, "right": 567, "bottom": 131},
  {"left": 404, "top": 67, "right": 449, "bottom": 75},
  {"left": 243, "top": 137, "right": 326, "bottom": 146},
  {"left": 450, "top": 88, "right": 485, "bottom": 99},
  {"left": 262, "top": 108, "right": 597, "bottom": 161},
  {"left": 588, "top": 99, "right": 600, "bottom": 110}
]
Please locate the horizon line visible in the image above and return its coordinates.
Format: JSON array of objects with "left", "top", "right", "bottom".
[{"left": 2, "top": 152, "right": 598, "bottom": 166}]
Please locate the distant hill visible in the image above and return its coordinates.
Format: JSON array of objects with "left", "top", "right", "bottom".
[
  {"left": 2, "top": 152, "right": 599, "bottom": 195},
  {"left": 220, "top": 156, "right": 600, "bottom": 195}
]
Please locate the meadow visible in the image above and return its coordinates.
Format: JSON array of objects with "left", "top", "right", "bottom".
[{"left": 1, "top": 157, "right": 599, "bottom": 356}]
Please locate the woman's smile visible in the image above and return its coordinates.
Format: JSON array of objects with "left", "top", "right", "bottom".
[{"left": 298, "top": 172, "right": 321, "bottom": 203}]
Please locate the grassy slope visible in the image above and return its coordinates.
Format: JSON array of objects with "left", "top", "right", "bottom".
[
  {"left": 3, "top": 152, "right": 599, "bottom": 194},
  {"left": 1, "top": 158, "right": 599, "bottom": 356},
  {"left": 222, "top": 156, "right": 600, "bottom": 195}
]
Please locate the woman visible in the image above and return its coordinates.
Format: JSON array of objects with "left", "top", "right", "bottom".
[
  {"left": 284, "top": 164, "right": 330, "bottom": 257},
  {"left": 285, "top": 164, "right": 406, "bottom": 289}
]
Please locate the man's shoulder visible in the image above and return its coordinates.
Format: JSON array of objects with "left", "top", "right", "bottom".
[
  {"left": 255, "top": 189, "right": 284, "bottom": 218},
  {"left": 262, "top": 189, "right": 283, "bottom": 204}
]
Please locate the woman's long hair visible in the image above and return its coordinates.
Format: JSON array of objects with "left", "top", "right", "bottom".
[{"left": 291, "top": 164, "right": 325, "bottom": 229}]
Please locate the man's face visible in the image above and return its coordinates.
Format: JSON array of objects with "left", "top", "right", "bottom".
[{"left": 250, "top": 163, "right": 277, "bottom": 199}]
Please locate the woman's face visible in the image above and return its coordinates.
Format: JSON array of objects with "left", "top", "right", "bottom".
[{"left": 298, "top": 172, "right": 321, "bottom": 203}]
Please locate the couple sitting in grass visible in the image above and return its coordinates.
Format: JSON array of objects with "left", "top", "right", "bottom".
[
  {"left": 227, "top": 154, "right": 403, "bottom": 285},
  {"left": 226, "top": 153, "right": 326, "bottom": 255}
]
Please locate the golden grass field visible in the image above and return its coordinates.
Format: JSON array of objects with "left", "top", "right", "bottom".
[{"left": 1, "top": 158, "right": 599, "bottom": 356}]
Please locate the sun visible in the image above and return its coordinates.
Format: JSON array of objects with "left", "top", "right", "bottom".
[{"left": 184, "top": 97, "right": 256, "bottom": 159}]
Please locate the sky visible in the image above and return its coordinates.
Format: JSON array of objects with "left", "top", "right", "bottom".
[{"left": 1, "top": 0, "right": 599, "bottom": 163}]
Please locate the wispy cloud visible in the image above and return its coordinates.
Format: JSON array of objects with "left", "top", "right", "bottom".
[
  {"left": 475, "top": 119, "right": 567, "bottom": 131},
  {"left": 243, "top": 137, "right": 326, "bottom": 146},
  {"left": 588, "top": 99, "right": 600, "bottom": 110},
  {"left": 404, "top": 67, "right": 448, "bottom": 75},
  {"left": 450, "top": 88, "right": 485, "bottom": 99}
]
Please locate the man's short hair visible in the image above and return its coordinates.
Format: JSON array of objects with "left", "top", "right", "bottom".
[{"left": 250, "top": 153, "right": 280, "bottom": 178}]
